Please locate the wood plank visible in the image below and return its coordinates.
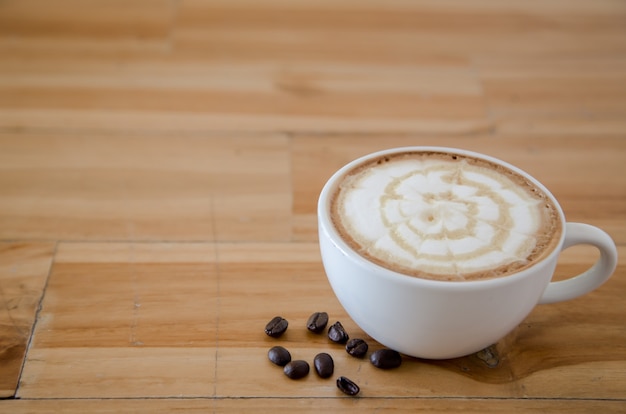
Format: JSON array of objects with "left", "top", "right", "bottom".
[
  {"left": 0, "top": 58, "right": 488, "bottom": 134},
  {"left": 0, "top": 135, "right": 291, "bottom": 241},
  {"left": 483, "top": 74, "right": 626, "bottom": 117},
  {"left": 0, "top": 1, "right": 624, "bottom": 135},
  {"left": 477, "top": 58, "right": 626, "bottom": 136},
  {"left": 20, "top": 347, "right": 215, "bottom": 399},
  {"left": 0, "top": 109, "right": 494, "bottom": 135},
  {"left": 17, "top": 242, "right": 626, "bottom": 400},
  {"left": 4, "top": 398, "right": 625, "bottom": 414},
  {"left": 0, "top": 0, "right": 173, "bottom": 39},
  {"left": 0, "top": 243, "right": 54, "bottom": 397},
  {"left": 175, "top": 0, "right": 626, "bottom": 62},
  {"left": 0, "top": 0, "right": 173, "bottom": 57},
  {"left": 18, "top": 242, "right": 218, "bottom": 398}
]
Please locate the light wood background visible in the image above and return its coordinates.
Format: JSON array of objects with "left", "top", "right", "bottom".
[{"left": 1, "top": 0, "right": 625, "bottom": 412}]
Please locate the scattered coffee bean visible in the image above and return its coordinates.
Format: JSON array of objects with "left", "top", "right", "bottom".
[
  {"left": 265, "top": 316, "right": 288, "bottom": 338},
  {"left": 370, "top": 349, "right": 402, "bottom": 369},
  {"left": 328, "top": 321, "right": 349, "bottom": 344},
  {"left": 313, "top": 352, "right": 334, "bottom": 378},
  {"left": 336, "top": 376, "right": 360, "bottom": 396},
  {"left": 306, "top": 311, "right": 329, "bottom": 333},
  {"left": 284, "top": 360, "right": 310, "bottom": 379},
  {"left": 346, "top": 338, "right": 368, "bottom": 358},
  {"left": 268, "top": 346, "right": 291, "bottom": 366}
]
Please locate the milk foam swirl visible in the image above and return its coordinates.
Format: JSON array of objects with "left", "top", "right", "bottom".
[{"left": 335, "top": 154, "right": 554, "bottom": 280}]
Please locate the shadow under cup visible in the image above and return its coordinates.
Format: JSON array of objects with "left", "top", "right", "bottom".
[{"left": 317, "top": 146, "right": 617, "bottom": 359}]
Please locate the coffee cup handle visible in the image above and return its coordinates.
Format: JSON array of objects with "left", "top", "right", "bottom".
[{"left": 538, "top": 223, "right": 618, "bottom": 305}]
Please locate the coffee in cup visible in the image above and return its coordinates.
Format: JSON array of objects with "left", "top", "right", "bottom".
[
  {"left": 330, "top": 150, "right": 562, "bottom": 281},
  {"left": 318, "top": 147, "right": 617, "bottom": 359}
]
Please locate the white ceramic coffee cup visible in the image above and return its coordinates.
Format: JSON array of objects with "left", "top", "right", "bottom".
[{"left": 318, "top": 147, "right": 618, "bottom": 359}]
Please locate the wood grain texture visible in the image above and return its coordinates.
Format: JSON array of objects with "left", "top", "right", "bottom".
[
  {"left": 0, "top": 243, "right": 54, "bottom": 397},
  {"left": 0, "top": 136, "right": 291, "bottom": 241},
  {"left": 4, "top": 398, "right": 626, "bottom": 414},
  {"left": 0, "top": 0, "right": 625, "bottom": 410},
  {"left": 15, "top": 243, "right": 626, "bottom": 401}
]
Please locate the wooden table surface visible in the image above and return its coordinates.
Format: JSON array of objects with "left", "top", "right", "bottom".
[{"left": 1, "top": 1, "right": 625, "bottom": 412}]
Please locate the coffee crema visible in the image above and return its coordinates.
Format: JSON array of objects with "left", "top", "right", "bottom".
[{"left": 330, "top": 151, "right": 562, "bottom": 281}]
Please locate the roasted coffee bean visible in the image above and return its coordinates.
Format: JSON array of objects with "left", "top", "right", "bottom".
[
  {"left": 284, "top": 360, "right": 310, "bottom": 379},
  {"left": 336, "top": 376, "right": 360, "bottom": 396},
  {"left": 313, "top": 352, "right": 334, "bottom": 378},
  {"left": 306, "top": 311, "right": 329, "bottom": 333},
  {"left": 328, "top": 321, "right": 349, "bottom": 344},
  {"left": 346, "top": 338, "right": 368, "bottom": 358},
  {"left": 370, "top": 349, "right": 402, "bottom": 369},
  {"left": 264, "top": 316, "right": 288, "bottom": 338},
  {"left": 268, "top": 346, "right": 291, "bottom": 366}
]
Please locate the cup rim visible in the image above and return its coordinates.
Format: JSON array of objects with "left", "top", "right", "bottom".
[{"left": 318, "top": 146, "right": 567, "bottom": 289}]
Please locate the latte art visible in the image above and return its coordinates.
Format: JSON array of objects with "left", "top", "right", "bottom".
[{"left": 332, "top": 152, "right": 561, "bottom": 281}]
